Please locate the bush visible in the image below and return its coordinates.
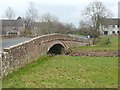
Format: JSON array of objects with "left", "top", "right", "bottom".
[
  {"left": 105, "top": 37, "right": 111, "bottom": 44},
  {"left": 89, "top": 29, "right": 100, "bottom": 38},
  {"left": 76, "top": 27, "right": 100, "bottom": 38},
  {"left": 92, "top": 38, "right": 100, "bottom": 45}
]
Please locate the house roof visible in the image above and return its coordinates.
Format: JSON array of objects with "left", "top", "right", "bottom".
[
  {"left": 104, "top": 18, "right": 120, "bottom": 25},
  {"left": 1, "top": 19, "right": 24, "bottom": 26}
]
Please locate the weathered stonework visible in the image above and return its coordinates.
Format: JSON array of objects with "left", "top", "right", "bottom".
[{"left": 1, "top": 33, "right": 92, "bottom": 77}]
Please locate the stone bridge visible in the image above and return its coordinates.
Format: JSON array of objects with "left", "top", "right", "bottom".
[{"left": 1, "top": 33, "right": 92, "bottom": 77}]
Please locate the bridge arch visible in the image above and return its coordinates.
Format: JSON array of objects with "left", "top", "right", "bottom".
[{"left": 47, "top": 41, "right": 69, "bottom": 55}]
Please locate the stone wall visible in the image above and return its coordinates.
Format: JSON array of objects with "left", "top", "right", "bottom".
[{"left": 1, "top": 33, "right": 92, "bottom": 78}]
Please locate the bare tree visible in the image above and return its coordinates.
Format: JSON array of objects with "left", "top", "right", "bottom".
[
  {"left": 40, "top": 13, "right": 75, "bottom": 35},
  {"left": 64, "top": 23, "right": 76, "bottom": 34},
  {"left": 40, "top": 13, "right": 59, "bottom": 34},
  {"left": 5, "top": 7, "right": 15, "bottom": 19},
  {"left": 40, "top": 13, "right": 58, "bottom": 22},
  {"left": 82, "top": 1, "right": 112, "bottom": 32},
  {"left": 26, "top": 2, "right": 38, "bottom": 22},
  {"left": 25, "top": 2, "right": 39, "bottom": 36}
]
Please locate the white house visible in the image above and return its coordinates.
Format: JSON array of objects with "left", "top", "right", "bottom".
[
  {"left": 101, "top": 18, "right": 120, "bottom": 35},
  {"left": 100, "top": 1, "right": 120, "bottom": 35}
]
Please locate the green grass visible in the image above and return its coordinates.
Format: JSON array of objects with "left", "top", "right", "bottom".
[
  {"left": 2, "top": 55, "right": 118, "bottom": 88},
  {"left": 72, "top": 36, "right": 119, "bottom": 51}
]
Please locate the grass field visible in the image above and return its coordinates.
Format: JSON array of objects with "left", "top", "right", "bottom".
[
  {"left": 72, "top": 36, "right": 119, "bottom": 51},
  {"left": 2, "top": 55, "right": 118, "bottom": 88}
]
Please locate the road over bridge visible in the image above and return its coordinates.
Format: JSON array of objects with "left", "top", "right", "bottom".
[{"left": 1, "top": 33, "right": 92, "bottom": 77}]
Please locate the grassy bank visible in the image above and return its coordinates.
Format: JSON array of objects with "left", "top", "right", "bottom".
[
  {"left": 72, "top": 36, "right": 119, "bottom": 51},
  {"left": 2, "top": 55, "right": 118, "bottom": 88}
]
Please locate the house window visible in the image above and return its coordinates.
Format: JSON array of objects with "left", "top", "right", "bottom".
[
  {"left": 117, "top": 31, "right": 120, "bottom": 34},
  {"left": 112, "top": 31, "right": 115, "bottom": 34},
  {"left": 104, "top": 31, "right": 108, "bottom": 35},
  {"left": 118, "top": 25, "right": 120, "bottom": 28}
]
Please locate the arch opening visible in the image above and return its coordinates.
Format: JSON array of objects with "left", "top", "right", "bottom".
[{"left": 47, "top": 44, "right": 65, "bottom": 55}]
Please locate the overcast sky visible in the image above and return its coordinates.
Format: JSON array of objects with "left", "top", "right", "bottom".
[{"left": 0, "top": 0, "right": 119, "bottom": 27}]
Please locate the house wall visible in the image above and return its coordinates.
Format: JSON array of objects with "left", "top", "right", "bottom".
[
  {"left": 31, "top": 27, "right": 40, "bottom": 36},
  {"left": 102, "top": 25, "right": 120, "bottom": 35},
  {"left": 2, "top": 25, "right": 25, "bottom": 36},
  {"left": 0, "top": 20, "right": 2, "bottom": 35},
  {"left": 1, "top": 20, "right": 25, "bottom": 36}
]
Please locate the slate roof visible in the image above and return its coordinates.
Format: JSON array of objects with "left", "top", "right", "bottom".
[
  {"left": 1, "top": 19, "right": 24, "bottom": 26},
  {"left": 103, "top": 18, "right": 120, "bottom": 25}
]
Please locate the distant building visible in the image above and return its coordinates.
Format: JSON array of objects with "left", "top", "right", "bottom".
[
  {"left": 0, "top": 19, "right": 25, "bottom": 36},
  {"left": 0, "top": 18, "right": 41, "bottom": 36},
  {"left": 101, "top": 1, "right": 120, "bottom": 35},
  {"left": 100, "top": 18, "right": 120, "bottom": 35}
]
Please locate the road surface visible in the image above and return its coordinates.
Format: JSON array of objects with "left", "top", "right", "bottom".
[{"left": 0, "top": 37, "right": 32, "bottom": 52}]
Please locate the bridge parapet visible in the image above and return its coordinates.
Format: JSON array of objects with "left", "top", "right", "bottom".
[{"left": 32, "top": 33, "right": 92, "bottom": 45}]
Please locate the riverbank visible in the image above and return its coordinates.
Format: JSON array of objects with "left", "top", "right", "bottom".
[{"left": 66, "top": 50, "right": 120, "bottom": 57}]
